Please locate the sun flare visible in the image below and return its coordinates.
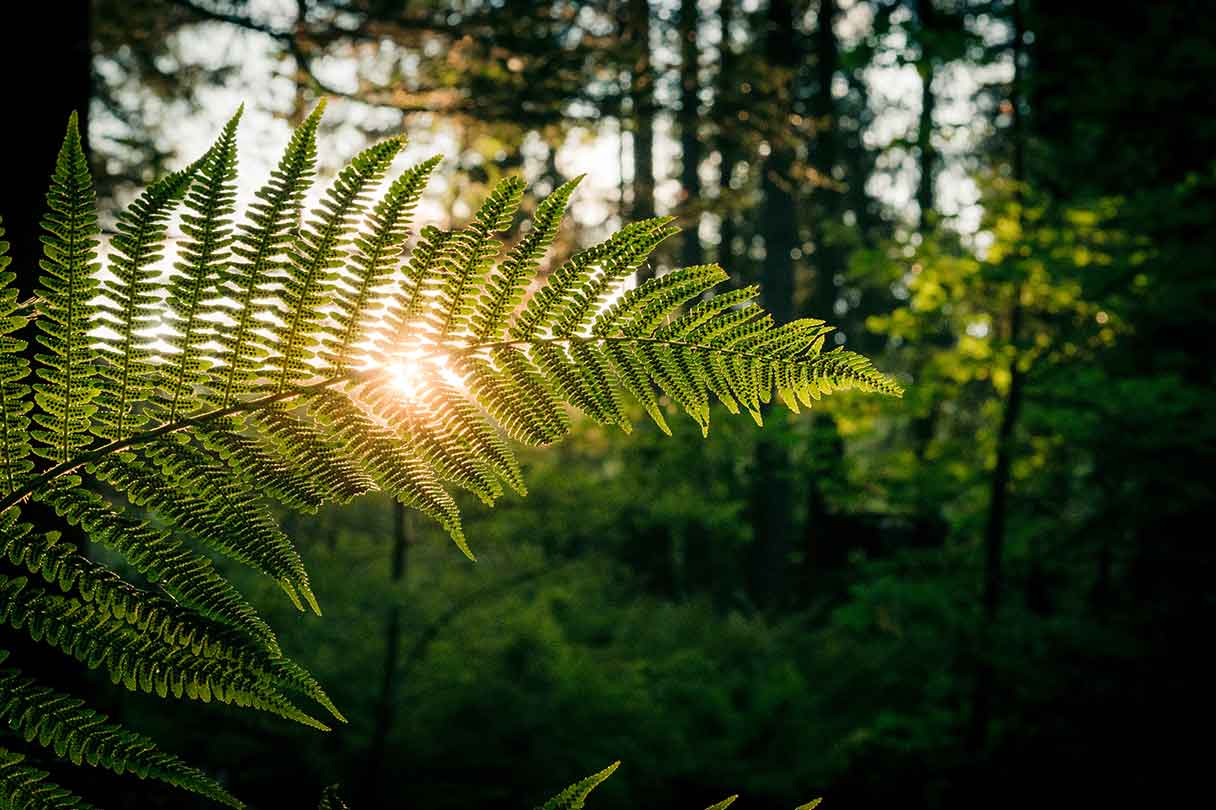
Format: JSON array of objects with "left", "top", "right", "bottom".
[{"left": 387, "top": 357, "right": 426, "bottom": 397}]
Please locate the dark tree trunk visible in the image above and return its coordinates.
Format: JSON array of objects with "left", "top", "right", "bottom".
[
  {"left": 362, "top": 501, "right": 413, "bottom": 802},
  {"left": 751, "top": 0, "right": 798, "bottom": 607},
  {"left": 627, "top": 0, "right": 656, "bottom": 281},
  {"left": 803, "top": 0, "right": 844, "bottom": 588},
  {"left": 915, "top": 0, "right": 938, "bottom": 233},
  {"left": 968, "top": 0, "right": 1028, "bottom": 750},
  {"left": 716, "top": 0, "right": 739, "bottom": 271},
  {"left": 678, "top": 0, "right": 704, "bottom": 269}
]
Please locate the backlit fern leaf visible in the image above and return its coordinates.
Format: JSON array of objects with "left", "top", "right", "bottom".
[
  {"left": 537, "top": 761, "right": 619, "bottom": 810},
  {"left": 326, "top": 155, "right": 440, "bottom": 374},
  {"left": 0, "top": 575, "right": 326, "bottom": 730},
  {"left": 159, "top": 107, "right": 242, "bottom": 422},
  {"left": 208, "top": 101, "right": 323, "bottom": 408},
  {"left": 94, "top": 164, "right": 197, "bottom": 442},
  {"left": 270, "top": 136, "right": 404, "bottom": 390},
  {"left": 0, "top": 220, "right": 34, "bottom": 495},
  {"left": 31, "top": 112, "right": 100, "bottom": 465},
  {"left": 0, "top": 106, "right": 900, "bottom": 808}
]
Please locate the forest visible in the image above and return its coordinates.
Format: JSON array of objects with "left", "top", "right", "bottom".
[{"left": 0, "top": 1, "right": 1212, "bottom": 808}]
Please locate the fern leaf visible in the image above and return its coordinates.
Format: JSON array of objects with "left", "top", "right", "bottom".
[
  {"left": 512, "top": 217, "right": 677, "bottom": 340},
  {"left": 270, "top": 136, "right": 404, "bottom": 390},
  {"left": 553, "top": 217, "right": 681, "bottom": 337},
  {"left": 0, "top": 220, "right": 34, "bottom": 495},
  {"left": 428, "top": 176, "right": 524, "bottom": 340},
  {"left": 382, "top": 224, "right": 452, "bottom": 351},
  {"left": 705, "top": 798, "right": 739, "bottom": 810},
  {"left": 0, "top": 747, "right": 99, "bottom": 810},
  {"left": 160, "top": 106, "right": 242, "bottom": 421},
  {"left": 471, "top": 175, "right": 582, "bottom": 342},
  {"left": 307, "top": 389, "right": 467, "bottom": 550},
  {"left": 0, "top": 650, "right": 243, "bottom": 807},
  {"left": 94, "top": 164, "right": 197, "bottom": 442},
  {"left": 95, "top": 443, "right": 315, "bottom": 614},
  {"left": 0, "top": 575, "right": 327, "bottom": 730},
  {"left": 326, "top": 155, "right": 440, "bottom": 374},
  {"left": 193, "top": 419, "right": 327, "bottom": 512},
  {"left": 37, "top": 480, "right": 278, "bottom": 649},
  {"left": 537, "top": 761, "right": 620, "bottom": 810},
  {"left": 31, "top": 112, "right": 101, "bottom": 464},
  {"left": 252, "top": 406, "right": 375, "bottom": 505},
  {"left": 0, "top": 510, "right": 338, "bottom": 721},
  {"left": 208, "top": 101, "right": 324, "bottom": 407}
]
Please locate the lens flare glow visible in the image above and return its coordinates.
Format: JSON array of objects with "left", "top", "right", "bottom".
[{"left": 387, "top": 357, "right": 425, "bottom": 397}]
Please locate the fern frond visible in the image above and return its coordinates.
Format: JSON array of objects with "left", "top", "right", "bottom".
[
  {"left": 511, "top": 216, "right": 678, "bottom": 340},
  {"left": 0, "top": 650, "right": 242, "bottom": 807},
  {"left": 94, "top": 164, "right": 197, "bottom": 442},
  {"left": 251, "top": 406, "right": 375, "bottom": 505},
  {"left": 0, "top": 575, "right": 327, "bottom": 730},
  {"left": 0, "top": 108, "right": 903, "bottom": 809},
  {"left": 159, "top": 107, "right": 242, "bottom": 422},
  {"left": 326, "top": 155, "right": 440, "bottom": 374},
  {"left": 208, "top": 101, "right": 324, "bottom": 408},
  {"left": 429, "top": 177, "right": 523, "bottom": 341},
  {"left": 705, "top": 798, "right": 739, "bottom": 810},
  {"left": 37, "top": 480, "right": 278, "bottom": 648},
  {"left": 193, "top": 419, "right": 327, "bottom": 512},
  {"left": 0, "top": 220, "right": 34, "bottom": 495},
  {"left": 270, "top": 136, "right": 404, "bottom": 390},
  {"left": 31, "top": 112, "right": 101, "bottom": 465},
  {"left": 0, "top": 747, "right": 98, "bottom": 810},
  {"left": 307, "top": 389, "right": 466, "bottom": 549},
  {"left": 0, "top": 511, "right": 342, "bottom": 723},
  {"left": 537, "top": 761, "right": 620, "bottom": 810},
  {"left": 471, "top": 176, "right": 582, "bottom": 342},
  {"left": 94, "top": 442, "right": 314, "bottom": 614}
]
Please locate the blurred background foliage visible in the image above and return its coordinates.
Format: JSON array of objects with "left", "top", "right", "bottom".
[{"left": 1, "top": 0, "right": 1213, "bottom": 807}]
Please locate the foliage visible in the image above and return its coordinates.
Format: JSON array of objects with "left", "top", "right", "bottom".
[{"left": 0, "top": 106, "right": 898, "bottom": 808}]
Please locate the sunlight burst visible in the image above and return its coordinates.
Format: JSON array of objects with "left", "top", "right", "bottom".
[{"left": 387, "top": 356, "right": 426, "bottom": 397}]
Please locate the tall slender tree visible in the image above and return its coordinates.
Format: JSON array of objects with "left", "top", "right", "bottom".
[
  {"left": 628, "top": 0, "right": 658, "bottom": 279},
  {"left": 752, "top": 0, "right": 799, "bottom": 606},
  {"left": 678, "top": 0, "right": 704, "bottom": 269}
]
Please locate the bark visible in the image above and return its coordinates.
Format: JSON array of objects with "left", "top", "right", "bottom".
[
  {"left": 915, "top": 0, "right": 938, "bottom": 233},
  {"left": 802, "top": 0, "right": 845, "bottom": 588},
  {"left": 716, "top": 0, "right": 739, "bottom": 270},
  {"left": 678, "top": 0, "right": 704, "bottom": 268},
  {"left": 361, "top": 501, "right": 412, "bottom": 801},
  {"left": 752, "top": 0, "right": 799, "bottom": 607},
  {"left": 627, "top": 0, "right": 656, "bottom": 281},
  {"left": 968, "top": 0, "right": 1028, "bottom": 750}
]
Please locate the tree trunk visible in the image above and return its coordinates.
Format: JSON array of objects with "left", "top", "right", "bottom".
[
  {"left": 362, "top": 500, "right": 413, "bottom": 802},
  {"left": 678, "top": 0, "right": 704, "bottom": 269},
  {"left": 752, "top": 0, "right": 798, "bottom": 607},
  {"left": 915, "top": 0, "right": 938, "bottom": 233},
  {"left": 802, "top": 0, "right": 845, "bottom": 587},
  {"left": 716, "top": 0, "right": 739, "bottom": 272},
  {"left": 968, "top": 0, "right": 1028, "bottom": 750},
  {"left": 627, "top": 0, "right": 656, "bottom": 281}
]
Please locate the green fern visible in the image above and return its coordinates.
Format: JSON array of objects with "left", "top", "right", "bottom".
[
  {"left": 0, "top": 105, "right": 900, "bottom": 808},
  {"left": 534, "top": 763, "right": 821, "bottom": 809}
]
